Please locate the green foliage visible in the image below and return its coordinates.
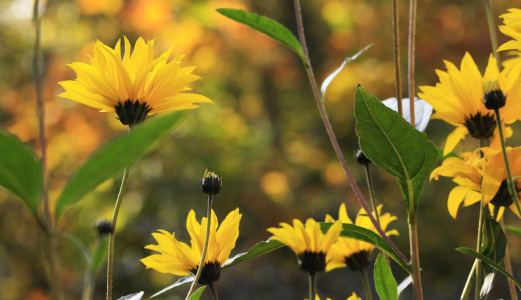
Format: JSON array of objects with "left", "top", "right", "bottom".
[
  {"left": 0, "top": 131, "right": 42, "bottom": 216},
  {"left": 505, "top": 225, "right": 521, "bottom": 237},
  {"left": 354, "top": 86, "right": 439, "bottom": 216},
  {"left": 216, "top": 8, "right": 305, "bottom": 60},
  {"left": 321, "top": 222, "right": 410, "bottom": 272},
  {"left": 456, "top": 247, "right": 521, "bottom": 292},
  {"left": 222, "top": 238, "right": 284, "bottom": 268},
  {"left": 374, "top": 254, "right": 398, "bottom": 300},
  {"left": 55, "top": 112, "right": 185, "bottom": 222},
  {"left": 188, "top": 286, "right": 206, "bottom": 300},
  {"left": 479, "top": 217, "right": 507, "bottom": 299}
]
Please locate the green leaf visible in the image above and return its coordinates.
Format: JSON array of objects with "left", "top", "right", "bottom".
[
  {"left": 222, "top": 238, "right": 284, "bottom": 268},
  {"left": 354, "top": 86, "right": 439, "bottom": 215},
  {"left": 62, "top": 232, "right": 91, "bottom": 264},
  {"left": 0, "top": 131, "right": 42, "bottom": 215},
  {"left": 397, "top": 275, "right": 412, "bottom": 297},
  {"left": 374, "top": 254, "right": 398, "bottom": 300},
  {"left": 117, "top": 292, "right": 144, "bottom": 300},
  {"left": 456, "top": 247, "right": 521, "bottom": 292},
  {"left": 188, "top": 286, "right": 206, "bottom": 300},
  {"left": 505, "top": 225, "right": 521, "bottom": 237},
  {"left": 55, "top": 112, "right": 185, "bottom": 221},
  {"left": 216, "top": 8, "right": 305, "bottom": 60},
  {"left": 321, "top": 223, "right": 410, "bottom": 272},
  {"left": 92, "top": 237, "right": 109, "bottom": 272},
  {"left": 481, "top": 217, "right": 506, "bottom": 272},
  {"left": 152, "top": 276, "right": 193, "bottom": 298}
]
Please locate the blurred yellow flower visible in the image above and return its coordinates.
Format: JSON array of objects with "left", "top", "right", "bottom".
[
  {"left": 325, "top": 203, "right": 398, "bottom": 272},
  {"left": 431, "top": 147, "right": 521, "bottom": 218},
  {"left": 141, "top": 208, "right": 241, "bottom": 284},
  {"left": 267, "top": 218, "right": 342, "bottom": 274},
  {"left": 59, "top": 36, "right": 212, "bottom": 126},
  {"left": 498, "top": 8, "right": 521, "bottom": 52},
  {"left": 418, "top": 53, "right": 521, "bottom": 155},
  {"left": 307, "top": 292, "right": 361, "bottom": 300}
]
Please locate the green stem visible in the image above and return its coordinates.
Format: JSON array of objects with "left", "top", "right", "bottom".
[
  {"left": 82, "top": 267, "right": 95, "bottom": 300},
  {"left": 293, "top": 0, "right": 408, "bottom": 265},
  {"left": 475, "top": 193, "right": 485, "bottom": 300},
  {"left": 186, "top": 194, "right": 214, "bottom": 300},
  {"left": 460, "top": 261, "right": 477, "bottom": 300},
  {"left": 309, "top": 272, "right": 317, "bottom": 300},
  {"left": 409, "top": 214, "right": 423, "bottom": 300},
  {"left": 364, "top": 164, "right": 380, "bottom": 224},
  {"left": 360, "top": 268, "right": 373, "bottom": 300},
  {"left": 482, "top": 0, "right": 500, "bottom": 66},
  {"left": 106, "top": 167, "right": 130, "bottom": 300},
  {"left": 494, "top": 109, "right": 521, "bottom": 215},
  {"left": 407, "top": 0, "right": 417, "bottom": 127},
  {"left": 392, "top": 0, "right": 403, "bottom": 116},
  {"left": 209, "top": 281, "right": 219, "bottom": 300}
]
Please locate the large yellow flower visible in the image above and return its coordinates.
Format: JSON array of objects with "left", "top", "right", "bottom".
[
  {"left": 431, "top": 147, "right": 521, "bottom": 218},
  {"left": 498, "top": 8, "right": 521, "bottom": 52},
  {"left": 267, "top": 218, "right": 342, "bottom": 274},
  {"left": 59, "top": 36, "right": 212, "bottom": 126},
  {"left": 141, "top": 208, "right": 241, "bottom": 284},
  {"left": 325, "top": 204, "right": 398, "bottom": 272},
  {"left": 418, "top": 53, "right": 521, "bottom": 155}
]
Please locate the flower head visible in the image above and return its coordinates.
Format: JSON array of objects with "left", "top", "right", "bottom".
[
  {"left": 201, "top": 169, "right": 222, "bottom": 195},
  {"left": 325, "top": 204, "right": 398, "bottom": 271},
  {"left": 267, "top": 218, "right": 342, "bottom": 274},
  {"left": 418, "top": 53, "right": 521, "bottom": 155},
  {"left": 431, "top": 147, "right": 521, "bottom": 218},
  {"left": 141, "top": 208, "right": 241, "bottom": 284},
  {"left": 59, "top": 36, "right": 212, "bottom": 126}
]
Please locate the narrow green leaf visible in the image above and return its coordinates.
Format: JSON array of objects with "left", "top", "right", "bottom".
[
  {"left": 480, "top": 273, "right": 496, "bottom": 300},
  {"left": 505, "top": 225, "right": 521, "bottom": 237},
  {"left": 354, "top": 86, "right": 439, "bottom": 215},
  {"left": 481, "top": 217, "right": 506, "bottom": 273},
  {"left": 0, "top": 131, "right": 42, "bottom": 215},
  {"left": 374, "top": 254, "right": 398, "bottom": 300},
  {"left": 56, "top": 112, "right": 185, "bottom": 220},
  {"left": 397, "top": 275, "right": 412, "bottom": 297},
  {"left": 456, "top": 247, "right": 521, "bottom": 292},
  {"left": 92, "top": 237, "right": 109, "bottom": 272},
  {"left": 222, "top": 238, "right": 284, "bottom": 268},
  {"left": 62, "top": 232, "right": 91, "bottom": 264},
  {"left": 188, "top": 286, "right": 206, "bottom": 300},
  {"left": 117, "top": 292, "right": 144, "bottom": 300},
  {"left": 216, "top": 8, "right": 305, "bottom": 60},
  {"left": 321, "top": 223, "right": 410, "bottom": 272},
  {"left": 152, "top": 276, "right": 193, "bottom": 298}
]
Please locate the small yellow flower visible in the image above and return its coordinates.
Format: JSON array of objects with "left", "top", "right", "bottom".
[
  {"left": 431, "top": 147, "right": 521, "bottom": 218},
  {"left": 267, "top": 218, "right": 342, "bottom": 274},
  {"left": 141, "top": 208, "right": 241, "bottom": 284},
  {"left": 325, "top": 204, "right": 398, "bottom": 272},
  {"left": 59, "top": 36, "right": 212, "bottom": 126},
  {"left": 418, "top": 53, "right": 521, "bottom": 155},
  {"left": 307, "top": 292, "right": 361, "bottom": 300}
]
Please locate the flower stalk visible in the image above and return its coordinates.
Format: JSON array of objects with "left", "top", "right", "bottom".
[
  {"left": 106, "top": 167, "right": 130, "bottom": 300},
  {"left": 360, "top": 268, "right": 373, "bottom": 300},
  {"left": 482, "top": 0, "right": 500, "bottom": 65},
  {"left": 407, "top": 0, "right": 417, "bottom": 127},
  {"left": 309, "top": 272, "right": 317, "bottom": 300},
  {"left": 392, "top": 0, "right": 403, "bottom": 117},
  {"left": 293, "top": 0, "right": 408, "bottom": 265},
  {"left": 408, "top": 214, "right": 423, "bottom": 300}
]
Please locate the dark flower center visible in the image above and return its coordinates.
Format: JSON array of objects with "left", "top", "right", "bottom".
[
  {"left": 114, "top": 99, "right": 152, "bottom": 126},
  {"left": 298, "top": 251, "right": 326, "bottom": 274},
  {"left": 490, "top": 179, "right": 520, "bottom": 208},
  {"left": 463, "top": 112, "right": 496, "bottom": 139},
  {"left": 344, "top": 250, "right": 371, "bottom": 271},
  {"left": 190, "top": 261, "right": 222, "bottom": 285}
]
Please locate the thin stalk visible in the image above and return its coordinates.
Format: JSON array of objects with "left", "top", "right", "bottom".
[
  {"left": 392, "top": 0, "right": 403, "bottom": 116},
  {"left": 360, "top": 268, "right": 373, "bottom": 300},
  {"left": 407, "top": 0, "right": 417, "bottom": 127},
  {"left": 364, "top": 164, "right": 380, "bottom": 224},
  {"left": 475, "top": 195, "right": 485, "bottom": 300},
  {"left": 500, "top": 217, "right": 518, "bottom": 300},
  {"left": 186, "top": 194, "right": 214, "bottom": 299},
  {"left": 293, "top": 0, "right": 408, "bottom": 265},
  {"left": 106, "top": 167, "right": 130, "bottom": 300},
  {"left": 494, "top": 109, "right": 521, "bottom": 215},
  {"left": 43, "top": 229, "right": 65, "bottom": 300},
  {"left": 209, "top": 281, "right": 219, "bottom": 300},
  {"left": 460, "top": 261, "right": 477, "bottom": 300},
  {"left": 82, "top": 267, "right": 94, "bottom": 300},
  {"left": 408, "top": 214, "right": 423, "bottom": 300},
  {"left": 482, "top": 0, "right": 500, "bottom": 65},
  {"left": 309, "top": 272, "right": 317, "bottom": 300}
]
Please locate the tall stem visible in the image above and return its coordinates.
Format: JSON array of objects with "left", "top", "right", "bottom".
[
  {"left": 407, "top": 0, "right": 417, "bottom": 127},
  {"left": 293, "top": 0, "right": 408, "bottom": 265},
  {"left": 364, "top": 164, "right": 380, "bottom": 224},
  {"left": 460, "top": 261, "right": 477, "bottom": 300},
  {"left": 209, "top": 281, "right": 219, "bottom": 300},
  {"left": 186, "top": 194, "right": 214, "bottom": 299},
  {"left": 106, "top": 167, "right": 130, "bottom": 300},
  {"left": 475, "top": 193, "right": 485, "bottom": 300},
  {"left": 409, "top": 214, "right": 423, "bottom": 300},
  {"left": 392, "top": 0, "right": 403, "bottom": 116},
  {"left": 482, "top": 0, "right": 500, "bottom": 66},
  {"left": 309, "top": 272, "right": 317, "bottom": 300},
  {"left": 360, "top": 268, "right": 373, "bottom": 300}
]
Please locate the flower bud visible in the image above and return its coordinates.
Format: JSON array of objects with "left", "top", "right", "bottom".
[
  {"left": 95, "top": 220, "right": 113, "bottom": 238},
  {"left": 355, "top": 149, "right": 371, "bottom": 165},
  {"left": 483, "top": 80, "right": 506, "bottom": 110},
  {"left": 201, "top": 170, "right": 222, "bottom": 195}
]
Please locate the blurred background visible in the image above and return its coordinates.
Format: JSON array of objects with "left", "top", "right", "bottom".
[{"left": 1, "top": 0, "right": 521, "bottom": 299}]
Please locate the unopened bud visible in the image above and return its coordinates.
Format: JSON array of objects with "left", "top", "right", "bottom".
[
  {"left": 483, "top": 80, "right": 506, "bottom": 110},
  {"left": 95, "top": 220, "right": 113, "bottom": 237},
  {"left": 201, "top": 170, "right": 222, "bottom": 195},
  {"left": 355, "top": 149, "right": 371, "bottom": 165}
]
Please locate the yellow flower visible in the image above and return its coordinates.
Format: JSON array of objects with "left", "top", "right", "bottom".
[
  {"left": 325, "top": 204, "right": 398, "bottom": 272},
  {"left": 267, "top": 218, "right": 342, "bottom": 274},
  {"left": 418, "top": 53, "right": 521, "bottom": 155},
  {"left": 307, "top": 292, "right": 361, "bottom": 300},
  {"left": 498, "top": 8, "right": 521, "bottom": 52},
  {"left": 431, "top": 147, "right": 521, "bottom": 218},
  {"left": 59, "top": 36, "right": 212, "bottom": 126},
  {"left": 141, "top": 208, "right": 241, "bottom": 284}
]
